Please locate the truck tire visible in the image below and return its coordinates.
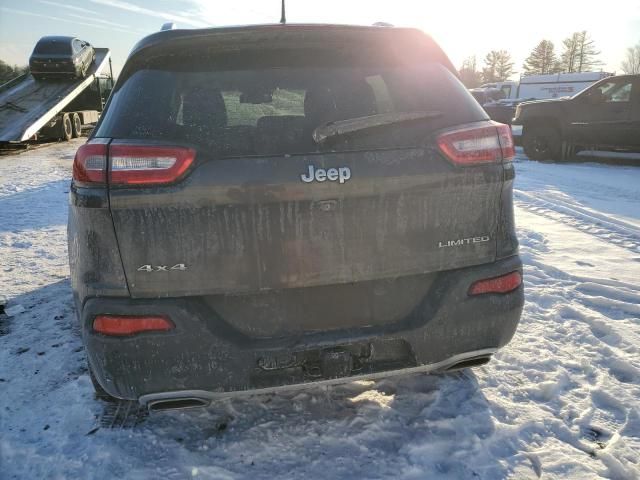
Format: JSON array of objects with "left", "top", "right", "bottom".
[
  {"left": 523, "top": 125, "right": 562, "bottom": 161},
  {"left": 60, "top": 114, "right": 73, "bottom": 141},
  {"left": 71, "top": 113, "right": 82, "bottom": 138}
]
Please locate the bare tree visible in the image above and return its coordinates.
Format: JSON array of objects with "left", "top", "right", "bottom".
[
  {"left": 621, "top": 43, "right": 640, "bottom": 74},
  {"left": 482, "top": 50, "right": 514, "bottom": 83},
  {"left": 561, "top": 33, "right": 579, "bottom": 73},
  {"left": 459, "top": 56, "right": 482, "bottom": 88},
  {"left": 523, "top": 40, "right": 561, "bottom": 75},
  {"left": 561, "top": 31, "right": 602, "bottom": 73}
]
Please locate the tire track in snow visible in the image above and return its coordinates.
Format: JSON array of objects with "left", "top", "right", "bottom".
[
  {"left": 514, "top": 189, "right": 640, "bottom": 255},
  {"left": 513, "top": 222, "right": 640, "bottom": 478}
]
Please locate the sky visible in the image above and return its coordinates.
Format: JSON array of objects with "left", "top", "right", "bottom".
[{"left": 1, "top": 0, "right": 639, "bottom": 78}]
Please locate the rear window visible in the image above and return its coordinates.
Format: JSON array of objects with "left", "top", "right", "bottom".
[
  {"left": 96, "top": 57, "right": 485, "bottom": 156},
  {"left": 34, "top": 40, "right": 72, "bottom": 55}
]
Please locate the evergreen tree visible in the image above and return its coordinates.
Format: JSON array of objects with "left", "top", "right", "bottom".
[
  {"left": 621, "top": 43, "right": 640, "bottom": 74},
  {"left": 482, "top": 50, "right": 514, "bottom": 83},
  {"left": 523, "top": 40, "right": 560, "bottom": 75}
]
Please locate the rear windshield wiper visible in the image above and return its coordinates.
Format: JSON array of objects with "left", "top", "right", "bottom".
[{"left": 312, "top": 111, "right": 443, "bottom": 144}]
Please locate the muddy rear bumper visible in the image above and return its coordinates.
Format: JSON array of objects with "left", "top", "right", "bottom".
[{"left": 83, "top": 255, "right": 523, "bottom": 401}]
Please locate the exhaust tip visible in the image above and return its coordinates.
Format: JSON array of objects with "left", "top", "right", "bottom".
[
  {"left": 147, "top": 397, "right": 210, "bottom": 412},
  {"left": 445, "top": 355, "right": 491, "bottom": 372}
]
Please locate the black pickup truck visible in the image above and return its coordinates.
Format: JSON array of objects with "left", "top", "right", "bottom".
[{"left": 513, "top": 74, "right": 640, "bottom": 160}]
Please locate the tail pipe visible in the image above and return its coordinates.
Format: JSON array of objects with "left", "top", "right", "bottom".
[{"left": 146, "top": 396, "right": 210, "bottom": 412}]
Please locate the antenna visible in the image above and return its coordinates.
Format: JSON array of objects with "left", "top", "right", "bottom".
[{"left": 280, "top": 0, "right": 286, "bottom": 24}]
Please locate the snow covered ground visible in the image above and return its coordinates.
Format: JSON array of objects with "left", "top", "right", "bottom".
[{"left": 1, "top": 141, "right": 639, "bottom": 479}]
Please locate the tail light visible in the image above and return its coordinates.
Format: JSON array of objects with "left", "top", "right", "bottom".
[
  {"left": 72, "top": 144, "right": 195, "bottom": 186},
  {"left": 468, "top": 271, "right": 522, "bottom": 295},
  {"left": 497, "top": 124, "right": 516, "bottom": 161},
  {"left": 110, "top": 145, "right": 195, "bottom": 185},
  {"left": 93, "top": 315, "right": 174, "bottom": 336},
  {"left": 73, "top": 143, "right": 107, "bottom": 186},
  {"left": 437, "top": 122, "right": 515, "bottom": 165}
]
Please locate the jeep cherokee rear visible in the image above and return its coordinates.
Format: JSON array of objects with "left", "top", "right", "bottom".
[{"left": 68, "top": 25, "right": 523, "bottom": 408}]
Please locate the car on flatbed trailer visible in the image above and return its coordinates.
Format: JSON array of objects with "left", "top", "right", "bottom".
[
  {"left": 0, "top": 47, "right": 113, "bottom": 145},
  {"left": 29, "top": 36, "right": 95, "bottom": 80},
  {"left": 514, "top": 74, "right": 640, "bottom": 160},
  {"left": 69, "top": 24, "right": 523, "bottom": 411}
]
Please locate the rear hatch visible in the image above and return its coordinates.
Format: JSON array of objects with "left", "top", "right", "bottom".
[{"left": 92, "top": 27, "right": 507, "bottom": 336}]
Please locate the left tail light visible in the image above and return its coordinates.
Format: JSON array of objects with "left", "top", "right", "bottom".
[
  {"left": 437, "top": 122, "right": 515, "bottom": 166},
  {"left": 72, "top": 143, "right": 195, "bottom": 187},
  {"left": 109, "top": 145, "right": 195, "bottom": 185},
  {"left": 73, "top": 143, "right": 107, "bottom": 186},
  {"left": 93, "top": 315, "right": 174, "bottom": 336}
]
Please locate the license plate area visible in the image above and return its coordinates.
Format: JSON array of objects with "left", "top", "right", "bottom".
[{"left": 253, "top": 339, "right": 416, "bottom": 386}]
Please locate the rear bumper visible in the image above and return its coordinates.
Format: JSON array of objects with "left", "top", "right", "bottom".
[
  {"left": 30, "top": 66, "right": 78, "bottom": 77},
  {"left": 83, "top": 255, "right": 523, "bottom": 401}
]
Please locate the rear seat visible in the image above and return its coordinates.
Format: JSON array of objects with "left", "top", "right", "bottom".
[{"left": 254, "top": 115, "right": 306, "bottom": 155}]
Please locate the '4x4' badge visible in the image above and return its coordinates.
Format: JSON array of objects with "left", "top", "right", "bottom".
[{"left": 137, "top": 264, "right": 187, "bottom": 272}]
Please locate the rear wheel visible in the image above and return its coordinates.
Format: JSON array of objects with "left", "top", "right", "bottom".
[
  {"left": 60, "top": 114, "right": 73, "bottom": 141},
  {"left": 88, "top": 362, "right": 118, "bottom": 403},
  {"left": 523, "top": 125, "right": 562, "bottom": 161},
  {"left": 71, "top": 113, "right": 82, "bottom": 138}
]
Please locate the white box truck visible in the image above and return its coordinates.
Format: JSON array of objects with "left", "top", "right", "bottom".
[{"left": 479, "top": 71, "right": 613, "bottom": 101}]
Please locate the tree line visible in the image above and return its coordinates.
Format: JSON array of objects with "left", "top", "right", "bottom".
[
  {"left": 0, "top": 60, "right": 29, "bottom": 84},
  {"left": 459, "top": 31, "right": 640, "bottom": 88}
]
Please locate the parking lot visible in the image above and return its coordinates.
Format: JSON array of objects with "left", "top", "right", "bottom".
[{"left": 1, "top": 139, "right": 639, "bottom": 479}]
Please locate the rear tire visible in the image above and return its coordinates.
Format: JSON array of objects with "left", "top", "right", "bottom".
[
  {"left": 60, "top": 114, "right": 73, "bottom": 141},
  {"left": 523, "top": 125, "right": 562, "bottom": 161},
  {"left": 88, "top": 361, "right": 118, "bottom": 403},
  {"left": 71, "top": 113, "right": 82, "bottom": 138}
]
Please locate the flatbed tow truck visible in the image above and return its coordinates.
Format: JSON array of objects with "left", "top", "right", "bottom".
[{"left": 0, "top": 48, "right": 113, "bottom": 151}]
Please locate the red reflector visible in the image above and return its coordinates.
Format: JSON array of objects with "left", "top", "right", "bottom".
[
  {"left": 73, "top": 143, "right": 107, "bottom": 185},
  {"left": 437, "top": 122, "right": 513, "bottom": 165},
  {"left": 109, "top": 145, "right": 195, "bottom": 185},
  {"left": 93, "top": 315, "right": 174, "bottom": 336},
  {"left": 469, "top": 271, "right": 522, "bottom": 295}
]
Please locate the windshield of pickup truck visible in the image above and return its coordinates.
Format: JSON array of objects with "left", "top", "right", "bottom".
[{"left": 96, "top": 61, "right": 485, "bottom": 156}]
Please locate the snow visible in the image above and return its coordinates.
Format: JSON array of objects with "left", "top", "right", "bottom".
[{"left": 1, "top": 142, "right": 639, "bottom": 479}]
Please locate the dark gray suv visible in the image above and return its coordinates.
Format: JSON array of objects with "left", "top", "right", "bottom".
[{"left": 68, "top": 25, "right": 523, "bottom": 410}]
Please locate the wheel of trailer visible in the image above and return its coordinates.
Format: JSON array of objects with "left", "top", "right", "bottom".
[
  {"left": 60, "top": 114, "right": 73, "bottom": 141},
  {"left": 522, "top": 125, "right": 562, "bottom": 161},
  {"left": 71, "top": 113, "right": 82, "bottom": 138}
]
